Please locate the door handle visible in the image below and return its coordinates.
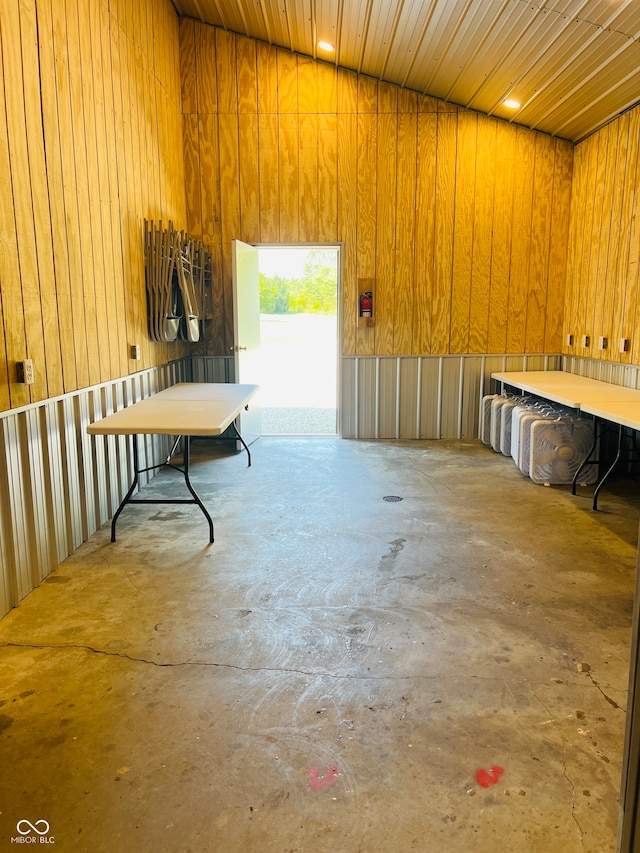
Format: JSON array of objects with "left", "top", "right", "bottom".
[{"left": 229, "top": 345, "right": 247, "bottom": 352}]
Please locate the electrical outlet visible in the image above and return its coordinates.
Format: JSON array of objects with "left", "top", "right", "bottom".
[
  {"left": 130, "top": 344, "right": 141, "bottom": 361},
  {"left": 581, "top": 335, "right": 591, "bottom": 348},
  {"left": 619, "top": 338, "right": 630, "bottom": 353},
  {"left": 598, "top": 336, "right": 608, "bottom": 350},
  {"left": 17, "top": 359, "right": 34, "bottom": 385},
  {"left": 566, "top": 334, "right": 574, "bottom": 346}
]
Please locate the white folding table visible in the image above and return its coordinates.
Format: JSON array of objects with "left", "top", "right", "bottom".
[
  {"left": 492, "top": 370, "right": 640, "bottom": 508},
  {"left": 579, "top": 399, "right": 640, "bottom": 510},
  {"left": 87, "top": 383, "right": 259, "bottom": 542},
  {"left": 492, "top": 370, "right": 640, "bottom": 408}
]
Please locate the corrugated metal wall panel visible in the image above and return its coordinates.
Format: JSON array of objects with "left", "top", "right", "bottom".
[
  {"left": 3, "top": 352, "right": 635, "bottom": 621},
  {"left": 190, "top": 356, "right": 234, "bottom": 383},
  {"left": 99, "top": 385, "right": 122, "bottom": 520},
  {"left": 399, "top": 358, "right": 420, "bottom": 439},
  {"left": 357, "top": 358, "right": 378, "bottom": 438},
  {"left": 76, "top": 394, "right": 97, "bottom": 541},
  {"left": 0, "top": 360, "right": 189, "bottom": 619},
  {"left": 0, "top": 419, "right": 19, "bottom": 612},
  {"left": 419, "top": 358, "right": 441, "bottom": 440},
  {"left": 461, "top": 357, "right": 481, "bottom": 439},
  {"left": 479, "top": 354, "right": 506, "bottom": 392},
  {"left": 22, "top": 407, "right": 55, "bottom": 584},
  {"left": 341, "top": 353, "right": 567, "bottom": 439},
  {"left": 624, "top": 366, "right": 640, "bottom": 390},
  {"left": 112, "top": 383, "right": 132, "bottom": 503},
  {"left": 439, "top": 358, "right": 462, "bottom": 439},
  {"left": 378, "top": 358, "right": 399, "bottom": 439},
  {"left": 43, "top": 401, "right": 69, "bottom": 564},
  {"left": 524, "top": 354, "right": 554, "bottom": 371},
  {"left": 87, "top": 389, "right": 110, "bottom": 532},
  {"left": 0, "top": 524, "right": 10, "bottom": 617},
  {"left": 565, "top": 356, "right": 640, "bottom": 390},
  {"left": 2, "top": 415, "right": 36, "bottom": 600},
  {"left": 341, "top": 358, "right": 356, "bottom": 438}
]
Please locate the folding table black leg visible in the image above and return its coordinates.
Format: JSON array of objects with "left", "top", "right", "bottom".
[
  {"left": 593, "top": 422, "right": 624, "bottom": 511},
  {"left": 111, "top": 435, "right": 141, "bottom": 542},
  {"left": 572, "top": 418, "right": 599, "bottom": 495},
  {"left": 231, "top": 419, "right": 252, "bottom": 467},
  {"left": 110, "top": 435, "right": 215, "bottom": 543},
  {"left": 182, "top": 436, "right": 215, "bottom": 543}
]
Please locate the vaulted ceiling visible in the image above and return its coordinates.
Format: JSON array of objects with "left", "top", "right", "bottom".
[{"left": 172, "top": 0, "right": 640, "bottom": 142}]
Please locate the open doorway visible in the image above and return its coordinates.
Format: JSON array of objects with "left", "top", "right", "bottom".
[{"left": 257, "top": 245, "right": 339, "bottom": 435}]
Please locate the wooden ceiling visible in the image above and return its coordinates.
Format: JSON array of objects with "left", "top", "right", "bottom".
[{"left": 172, "top": 0, "right": 640, "bottom": 142}]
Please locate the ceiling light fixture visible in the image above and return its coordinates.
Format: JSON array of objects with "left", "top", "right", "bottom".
[
  {"left": 503, "top": 98, "right": 521, "bottom": 109},
  {"left": 317, "top": 41, "right": 335, "bottom": 52}
]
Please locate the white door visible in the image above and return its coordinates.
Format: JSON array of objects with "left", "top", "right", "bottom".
[{"left": 232, "top": 239, "right": 262, "bottom": 445}]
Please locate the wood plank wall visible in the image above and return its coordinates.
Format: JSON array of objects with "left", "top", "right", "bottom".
[
  {"left": 0, "top": 0, "right": 187, "bottom": 414},
  {"left": 180, "top": 20, "right": 574, "bottom": 360},
  {"left": 564, "top": 104, "right": 640, "bottom": 366}
]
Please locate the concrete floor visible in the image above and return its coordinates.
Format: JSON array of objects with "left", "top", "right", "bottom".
[{"left": 0, "top": 437, "right": 638, "bottom": 852}]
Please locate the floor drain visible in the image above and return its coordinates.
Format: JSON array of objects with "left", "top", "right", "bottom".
[{"left": 383, "top": 495, "right": 403, "bottom": 502}]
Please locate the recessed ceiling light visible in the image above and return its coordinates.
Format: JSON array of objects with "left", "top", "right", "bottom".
[
  {"left": 318, "top": 41, "right": 335, "bottom": 52},
  {"left": 504, "top": 98, "right": 521, "bottom": 109}
]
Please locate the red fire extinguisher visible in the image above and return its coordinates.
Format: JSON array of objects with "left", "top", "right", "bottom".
[{"left": 359, "top": 291, "right": 373, "bottom": 318}]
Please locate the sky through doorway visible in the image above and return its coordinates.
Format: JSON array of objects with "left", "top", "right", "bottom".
[{"left": 258, "top": 247, "right": 338, "bottom": 435}]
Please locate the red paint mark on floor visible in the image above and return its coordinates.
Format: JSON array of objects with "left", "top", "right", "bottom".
[
  {"left": 309, "top": 765, "right": 340, "bottom": 789},
  {"left": 476, "top": 766, "right": 504, "bottom": 788}
]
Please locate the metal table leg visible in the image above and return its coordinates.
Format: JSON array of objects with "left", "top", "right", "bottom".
[
  {"left": 111, "top": 435, "right": 141, "bottom": 542},
  {"left": 572, "top": 418, "right": 600, "bottom": 495},
  {"left": 110, "top": 435, "right": 215, "bottom": 543},
  {"left": 180, "top": 435, "right": 215, "bottom": 542},
  {"left": 231, "top": 419, "right": 252, "bottom": 467},
  {"left": 593, "top": 422, "right": 624, "bottom": 511}
]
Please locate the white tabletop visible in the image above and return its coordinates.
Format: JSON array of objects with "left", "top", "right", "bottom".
[
  {"left": 492, "top": 371, "right": 640, "bottom": 409},
  {"left": 579, "top": 400, "right": 640, "bottom": 431},
  {"left": 87, "top": 383, "right": 259, "bottom": 437}
]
